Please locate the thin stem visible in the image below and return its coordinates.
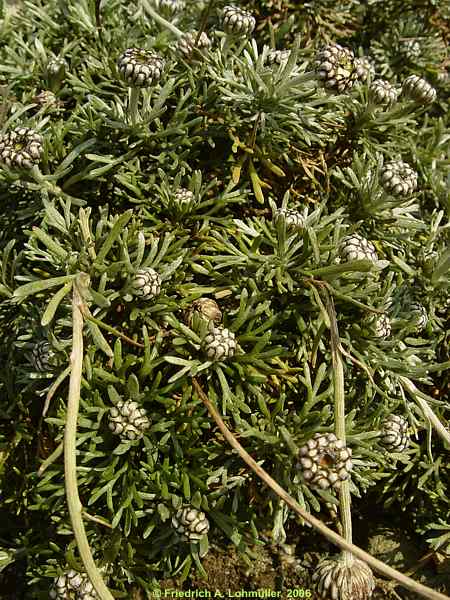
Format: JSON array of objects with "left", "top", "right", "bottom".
[
  {"left": 399, "top": 376, "right": 450, "bottom": 448},
  {"left": 36, "top": 364, "right": 71, "bottom": 462},
  {"left": 38, "top": 441, "right": 63, "bottom": 476},
  {"left": 319, "top": 280, "right": 385, "bottom": 314},
  {"left": 141, "top": 0, "right": 183, "bottom": 38},
  {"left": 220, "top": 36, "right": 232, "bottom": 59},
  {"left": 83, "top": 511, "right": 113, "bottom": 529},
  {"left": 129, "top": 87, "right": 140, "bottom": 126},
  {"left": 94, "top": 0, "right": 102, "bottom": 30},
  {"left": 0, "top": 84, "right": 10, "bottom": 128},
  {"left": 30, "top": 168, "right": 86, "bottom": 205},
  {"left": 324, "top": 288, "right": 353, "bottom": 563},
  {"left": 65, "top": 273, "right": 114, "bottom": 600},
  {"left": 42, "top": 365, "right": 71, "bottom": 417},
  {"left": 81, "top": 308, "right": 145, "bottom": 348},
  {"left": 192, "top": 378, "right": 450, "bottom": 600},
  {"left": 249, "top": 112, "right": 261, "bottom": 149},
  {"left": 195, "top": 0, "right": 216, "bottom": 47}
]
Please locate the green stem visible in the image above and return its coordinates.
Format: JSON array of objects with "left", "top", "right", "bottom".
[
  {"left": 129, "top": 87, "right": 140, "bottom": 126},
  {"left": 65, "top": 273, "right": 114, "bottom": 600},
  {"left": 221, "top": 36, "right": 232, "bottom": 59},
  {"left": 82, "top": 309, "right": 144, "bottom": 348},
  {"left": 0, "top": 83, "right": 10, "bottom": 127},
  {"left": 195, "top": 0, "right": 217, "bottom": 46},
  {"left": 42, "top": 365, "right": 71, "bottom": 417},
  {"left": 324, "top": 289, "right": 353, "bottom": 564},
  {"left": 141, "top": 0, "right": 183, "bottom": 38}
]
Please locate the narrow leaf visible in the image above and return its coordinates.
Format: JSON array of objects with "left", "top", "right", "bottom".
[
  {"left": 31, "top": 227, "right": 68, "bottom": 261},
  {"left": 86, "top": 320, "right": 114, "bottom": 358},
  {"left": 55, "top": 138, "right": 98, "bottom": 174},
  {"left": 13, "top": 275, "right": 76, "bottom": 300},
  {"left": 41, "top": 281, "right": 73, "bottom": 326},
  {"left": 96, "top": 210, "right": 133, "bottom": 263}
]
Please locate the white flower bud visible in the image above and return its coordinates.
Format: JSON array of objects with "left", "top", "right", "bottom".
[
  {"left": 117, "top": 48, "right": 165, "bottom": 87},
  {"left": 172, "top": 506, "right": 210, "bottom": 541}
]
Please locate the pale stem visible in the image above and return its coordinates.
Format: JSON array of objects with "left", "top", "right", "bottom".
[
  {"left": 82, "top": 511, "right": 113, "bottom": 529},
  {"left": 326, "top": 289, "right": 353, "bottom": 565},
  {"left": 221, "top": 36, "right": 232, "bottom": 59},
  {"left": 42, "top": 365, "right": 71, "bottom": 417},
  {"left": 65, "top": 273, "right": 114, "bottom": 600},
  {"left": 398, "top": 375, "right": 450, "bottom": 448},
  {"left": 129, "top": 87, "right": 140, "bottom": 126},
  {"left": 141, "top": 0, "right": 183, "bottom": 38}
]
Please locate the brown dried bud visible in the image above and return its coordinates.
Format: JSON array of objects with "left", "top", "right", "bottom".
[{"left": 185, "top": 297, "right": 222, "bottom": 329}]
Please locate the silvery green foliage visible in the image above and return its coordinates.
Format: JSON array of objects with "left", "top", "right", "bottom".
[
  {"left": 369, "top": 79, "right": 398, "bottom": 105},
  {"left": 273, "top": 207, "right": 305, "bottom": 231},
  {"left": 203, "top": 326, "right": 237, "bottom": 361},
  {"left": 402, "top": 75, "right": 437, "bottom": 104},
  {"left": 108, "top": 400, "right": 150, "bottom": 440},
  {"left": 172, "top": 507, "right": 210, "bottom": 541},
  {"left": 314, "top": 43, "right": 358, "bottom": 92},
  {"left": 221, "top": 5, "right": 256, "bottom": 36},
  {"left": 380, "top": 414, "right": 409, "bottom": 452},
  {"left": 131, "top": 267, "right": 162, "bottom": 300},
  {"left": 0, "top": 128, "right": 43, "bottom": 170},
  {"left": 298, "top": 433, "right": 353, "bottom": 491},
  {"left": 0, "top": 0, "right": 449, "bottom": 594},
  {"left": 339, "top": 234, "right": 378, "bottom": 263},
  {"left": 313, "top": 557, "right": 375, "bottom": 600},
  {"left": 381, "top": 160, "right": 418, "bottom": 196},
  {"left": 367, "top": 14, "right": 446, "bottom": 80},
  {"left": 50, "top": 570, "right": 98, "bottom": 599},
  {"left": 381, "top": 371, "right": 399, "bottom": 399},
  {"left": 117, "top": 48, "right": 165, "bottom": 87},
  {"left": 31, "top": 341, "right": 55, "bottom": 372},
  {"left": 205, "top": 39, "right": 343, "bottom": 154},
  {"left": 177, "top": 31, "right": 212, "bottom": 58}
]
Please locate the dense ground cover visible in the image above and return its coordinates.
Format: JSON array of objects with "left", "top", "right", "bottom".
[{"left": 0, "top": 0, "right": 448, "bottom": 598}]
